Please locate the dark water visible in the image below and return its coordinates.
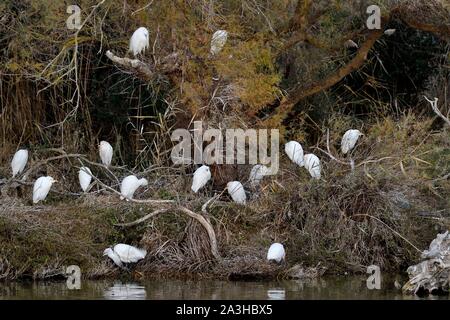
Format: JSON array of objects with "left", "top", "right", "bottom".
[{"left": 0, "top": 277, "right": 448, "bottom": 300}]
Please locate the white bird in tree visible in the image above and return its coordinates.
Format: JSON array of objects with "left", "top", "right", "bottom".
[
  {"left": 344, "top": 39, "right": 358, "bottom": 49},
  {"left": 11, "top": 149, "right": 28, "bottom": 178},
  {"left": 227, "top": 181, "right": 247, "bottom": 204},
  {"left": 303, "top": 154, "right": 321, "bottom": 179},
  {"left": 249, "top": 164, "right": 269, "bottom": 187},
  {"left": 384, "top": 29, "right": 396, "bottom": 36},
  {"left": 78, "top": 166, "right": 92, "bottom": 192},
  {"left": 341, "top": 129, "right": 363, "bottom": 154},
  {"left": 285, "top": 141, "right": 304, "bottom": 167},
  {"left": 99, "top": 141, "right": 113, "bottom": 167},
  {"left": 267, "top": 243, "right": 285, "bottom": 263},
  {"left": 33, "top": 176, "right": 57, "bottom": 204},
  {"left": 129, "top": 27, "right": 150, "bottom": 56},
  {"left": 210, "top": 30, "right": 228, "bottom": 55},
  {"left": 191, "top": 165, "right": 211, "bottom": 193},
  {"left": 103, "top": 244, "right": 147, "bottom": 268},
  {"left": 120, "top": 175, "right": 148, "bottom": 200}
]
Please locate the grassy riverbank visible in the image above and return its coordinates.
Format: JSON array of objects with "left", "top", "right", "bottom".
[{"left": 1, "top": 115, "right": 449, "bottom": 281}]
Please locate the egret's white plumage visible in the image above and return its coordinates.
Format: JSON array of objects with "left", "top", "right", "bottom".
[
  {"left": 344, "top": 39, "right": 358, "bottom": 48},
  {"left": 191, "top": 165, "right": 211, "bottom": 193},
  {"left": 120, "top": 175, "right": 148, "bottom": 200},
  {"left": 33, "top": 176, "right": 56, "bottom": 204},
  {"left": 99, "top": 141, "right": 113, "bottom": 166},
  {"left": 103, "top": 244, "right": 147, "bottom": 268},
  {"left": 267, "top": 243, "right": 285, "bottom": 263},
  {"left": 129, "top": 27, "right": 149, "bottom": 56},
  {"left": 285, "top": 141, "right": 304, "bottom": 166},
  {"left": 11, "top": 149, "right": 28, "bottom": 178},
  {"left": 384, "top": 29, "right": 396, "bottom": 36},
  {"left": 227, "top": 181, "right": 247, "bottom": 204},
  {"left": 249, "top": 164, "right": 269, "bottom": 187},
  {"left": 78, "top": 166, "right": 92, "bottom": 192},
  {"left": 210, "top": 30, "right": 228, "bottom": 55},
  {"left": 303, "top": 154, "right": 321, "bottom": 179},
  {"left": 341, "top": 129, "right": 362, "bottom": 154}
]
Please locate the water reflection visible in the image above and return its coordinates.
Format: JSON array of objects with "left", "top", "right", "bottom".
[
  {"left": 103, "top": 282, "right": 146, "bottom": 300},
  {"left": 267, "top": 289, "right": 286, "bottom": 300},
  {"left": 0, "top": 276, "right": 447, "bottom": 300}
]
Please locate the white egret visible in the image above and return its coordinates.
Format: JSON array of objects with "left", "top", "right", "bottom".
[
  {"left": 227, "top": 181, "right": 247, "bottom": 204},
  {"left": 103, "top": 244, "right": 147, "bottom": 268},
  {"left": 191, "top": 165, "right": 211, "bottom": 193},
  {"left": 99, "top": 141, "right": 113, "bottom": 167},
  {"left": 33, "top": 176, "right": 57, "bottom": 204},
  {"left": 11, "top": 149, "right": 28, "bottom": 178},
  {"left": 344, "top": 39, "right": 358, "bottom": 49},
  {"left": 267, "top": 243, "right": 285, "bottom": 263},
  {"left": 249, "top": 164, "right": 269, "bottom": 187},
  {"left": 78, "top": 166, "right": 92, "bottom": 192},
  {"left": 129, "top": 27, "right": 150, "bottom": 56},
  {"left": 120, "top": 175, "right": 148, "bottom": 200},
  {"left": 384, "top": 29, "right": 396, "bottom": 36},
  {"left": 341, "top": 129, "right": 362, "bottom": 154},
  {"left": 210, "top": 30, "right": 228, "bottom": 55},
  {"left": 285, "top": 141, "right": 304, "bottom": 166},
  {"left": 303, "top": 154, "right": 321, "bottom": 179}
]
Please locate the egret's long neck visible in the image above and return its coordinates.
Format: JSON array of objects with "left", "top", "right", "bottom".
[{"left": 108, "top": 251, "right": 123, "bottom": 267}]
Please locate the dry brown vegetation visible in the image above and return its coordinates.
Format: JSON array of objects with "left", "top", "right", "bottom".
[{"left": 0, "top": 0, "right": 449, "bottom": 280}]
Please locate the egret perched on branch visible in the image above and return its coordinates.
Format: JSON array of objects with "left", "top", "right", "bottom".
[
  {"left": 267, "top": 243, "right": 285, "bottom": 263},
  {"left": 120, "top": 175, "right": 148, "bottom": 200},
  {"left": 103, "top": 244, "right": 147, "bottom": 268},
  {"left": 99, "top": 141, "right": 113, "bottom": 167},
  {"left": 210, "top": 30, "right": 228, "bottom": 55},
  {"left": 33, "top": 176, "right": 57, "bottom": 204},
  {"left": 227, "top": 181, "right": 247, "bottom": 204},
  {"left": 11, "top": 149, "right": 28, "bottom": 177},
  {"left": 78, "top": 166, "right": 92, "bottom": 192},
  {"left": 249, "top": 164, "right": 269, "bottom": 187},
  {"left": 341, "top": 129, "right": 363, "bottom": 154},
  {"left": 129, "top": 27, "right": 150, "bottom": 56},
  {"left": 344, "top": 39, "right": 358, "bottom": 49},
  {"left": 285, "top": 141, "right": 304, "bottom": 166},
  {"left": 191, "top": 165, "right": 211, "bottom": 193},
  {"left": 303, "top": 154, "right": 321, "bottom": 179},
  {"left": 384, "top": 29, "right": 396, "bottom": 36}
]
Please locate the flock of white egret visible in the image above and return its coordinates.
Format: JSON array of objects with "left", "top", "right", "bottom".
[{"left": 7, "top": 27, "right": 364, "bottom": 267}]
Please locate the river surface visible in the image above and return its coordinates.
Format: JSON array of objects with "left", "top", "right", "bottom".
[{"left": 0, "top": 276, "right": 448, "bottom": 300}]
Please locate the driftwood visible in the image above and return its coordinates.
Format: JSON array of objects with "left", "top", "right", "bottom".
[{"left": 403, "top": 231, "right": 450, "bottom": 295}]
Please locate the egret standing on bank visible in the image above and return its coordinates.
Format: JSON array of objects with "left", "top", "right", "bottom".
[
  {"left": 210, "top": 30, "right": 228, "bottom": 55},
  {"left": 129, "top": 27, "right": 150, "bottom": 56},
  {"left": 33, "top": 176, "right": 57, "bottom": 204},
  {"left": 341, "top": 129, "right": 363, "bottom": 154},
  {"left": 99, "top": 141, "right": 113, "bottom": 167},
  {"left": 103, "top": 244, "right": 147, "bottom": 268},
  {"left": 285, "top": 141, "right": 304, "bottom": 167},
  {"left": 227, "top": 181, "right": 247, "bottom": 204},
  {"left": 120, "top": 175, "right": 148, "bottom": 200},
  {"left": 11, "top": 149, "right": 28, "bottom": 178},
  {"left": 78, "top": 166, "right": 92, "bottom": 192},
  {"left": 267, "top": 243, "right": 285, "bottom": 263},
  {"left": 303, "top": 154, "right": 321, "bottom": 179},
  {"left": 249, "top": 164, "right": 269, "bottom": 187},
  {"left": 191, "top": 165, "right": 211, "bottom": 193}
]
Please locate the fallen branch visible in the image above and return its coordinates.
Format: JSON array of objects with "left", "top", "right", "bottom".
[
  {"left": 424, "top": 96, "right": 450, "bottom": 127},
  {"left": 115, "top": 205, "right": 222, "bottom": 261}
]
